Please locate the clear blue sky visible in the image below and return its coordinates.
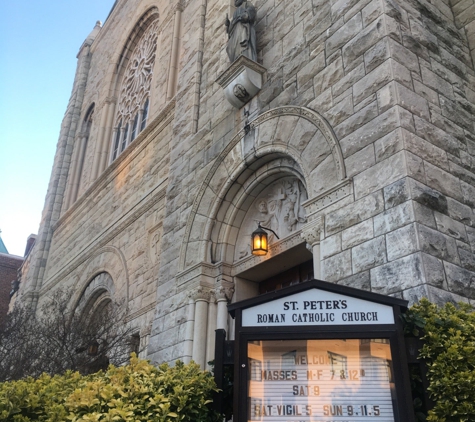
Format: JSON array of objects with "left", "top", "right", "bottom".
[{"left": 0, "top": 1, "right": 114, "bottom": 256}]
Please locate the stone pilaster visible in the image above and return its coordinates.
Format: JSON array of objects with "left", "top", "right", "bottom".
[
  {"left": 216, "top": 286, "right": 234, "bottom": 331},
  {"left": 301, "top": 216, "right": 324, "bottom": 279},
  {"left": 191, "top": 286, "right": 211, "bottom": 368}
]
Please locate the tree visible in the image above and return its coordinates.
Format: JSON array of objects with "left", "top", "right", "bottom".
[{"left": 0, "top": 289, "right": 138, "bottom": 381}]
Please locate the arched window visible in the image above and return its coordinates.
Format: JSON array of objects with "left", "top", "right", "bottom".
[
  {"left": 67, "top": 103, "right": 95, "bottom": 208},
  {"left": 109, "top": 16, "right": 159, "bottom": 162}
]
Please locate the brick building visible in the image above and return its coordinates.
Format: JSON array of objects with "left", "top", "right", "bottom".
[
  {"left": 13, "top": 0, "right": 475, "bottom": 370},
  {"left": 0, "top": 236, "right": 23, "bottom": 322}
]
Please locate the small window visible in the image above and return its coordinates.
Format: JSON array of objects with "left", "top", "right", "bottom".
[{"left": 140, "top": 99, "right": 149, "bottom": 132}]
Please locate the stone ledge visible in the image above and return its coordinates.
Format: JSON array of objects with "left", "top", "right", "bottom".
[{"left": 216, "top": 56, "right": 267, "bottom": 108}]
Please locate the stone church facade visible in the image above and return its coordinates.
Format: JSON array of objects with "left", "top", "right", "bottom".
[{"left": 14, "top": 0, "right": 475, "bottom": 366}]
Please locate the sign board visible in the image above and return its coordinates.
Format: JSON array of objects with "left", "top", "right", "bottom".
[
  {"left": 242, "top": 289, "right": 394, "bottom": 327},
  {"left": 248, "top": 338, "right": 395, "bottom": 421},
  {"left": 227, "top": 279, "right": 415, "bottom": 422}
]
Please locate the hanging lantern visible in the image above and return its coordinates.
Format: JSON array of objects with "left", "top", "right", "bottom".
[
  {"left": 251, "top": 223, "right": 279, "bottom": 256},
  {"left": 251, "top": 223, "right": 268, "bottom": 255},
  {"left": 87, "top": 340, "right": 99, "bottom": 356}
]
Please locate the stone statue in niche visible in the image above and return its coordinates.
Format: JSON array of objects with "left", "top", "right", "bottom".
[
  {"left": 237, "top": 178, "right": 308, "bottom": 259},
  {"left": 225, "top": 0, "right": 257, "bottom": 63}
]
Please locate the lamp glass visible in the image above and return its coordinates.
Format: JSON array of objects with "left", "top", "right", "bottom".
[
  {"left": 87, "top": 341, "right": 99, "bottom": 356},
  {"left": 251, "top": 226, "right": 268, "bottom": 255}
]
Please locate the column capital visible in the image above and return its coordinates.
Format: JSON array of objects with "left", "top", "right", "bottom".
[
  {"left": 175, "top": 1, "right": 185, "bottom": 12},
  {"left": 215, "top": 286, "right": 234, "bottom": 302},
  {"left": 190, "top": 286, "right": 212, "bottom": 302},
  {"left": 300, "top": 216, "right": 324, "bottom": 247}
]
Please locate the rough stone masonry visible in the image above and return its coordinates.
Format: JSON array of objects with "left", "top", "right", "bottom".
[{"left": 13, "top": 0, "right": 475, "bottom": 366}]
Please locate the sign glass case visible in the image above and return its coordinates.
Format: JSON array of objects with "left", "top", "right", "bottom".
[{"left": 248, "top": 339, "right": 396, "bottom": 421}]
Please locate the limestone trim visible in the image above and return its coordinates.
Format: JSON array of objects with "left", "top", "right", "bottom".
[
  {"left": 215, "top": 286, "right": 234, "bottom": 302},
  {"left": 66, "top": 245, "right": 129, "bottom": 312},
  {"left": 232, "top": 231, "right": 305, "bottom": 276},
  {"left": 179, "top": 106, "right": 345, "bottom": 271},
  {"left": 192, "top": 0, "right": 208, "bottom": 133},
  {"left": 125, "top": 301, "right": 156, "bottom": 323},
  {"left": 40, "top": 187, "right": 166, "bottom": 295},
  {"left": 53, "top": 99, "right": 175, "bottom": 234},
  {"left": 251, "top": 107, "right": 345, "bottom": 180},
  {"left": 191, "top": 285, "right": 213, "bottom": 302},
  {"left": 302, "top": 179, "right": 353, "bottom": 218},
  {"left": 175, "top": 0, "right": 185, "bottom": 12},
  {"left": 166, "top": 3, "right": 183, "bottom": 100},
  {"left": 216, "top": 56, "right": 267, "bottom": 87},
  {"left": 74, "top": 271, "right": 115, "bottom": 317},
  {"left": 207, "top": 162, "right": 307, "bottom": 264},
  {"left": 301, "top": 216, "right": 325, "bottom": 247},
  {"left": 176, "top": 261, "right": 220, "bottom": 287}
]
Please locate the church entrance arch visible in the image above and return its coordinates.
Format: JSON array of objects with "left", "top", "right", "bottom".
[
  {"left": 180, "top": 106, "right": 346, "bottom": 271},
  {"left": 179, "top": 107, "right": 347, "bottom": 366},
  {"left": 180, "top": 106, "right": 346, "bottom": 274}
]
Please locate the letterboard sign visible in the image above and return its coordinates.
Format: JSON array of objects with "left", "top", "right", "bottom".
[{"left": 228, "top": 279, "right": 415, "bottom": 422}]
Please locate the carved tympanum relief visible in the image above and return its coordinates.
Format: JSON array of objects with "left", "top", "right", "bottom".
[
  {"left": 236, "top": 177, "right": 307, "bottom": 259},
  {"left": 116, "top": 18, "right": 160, "bottom": 128}
]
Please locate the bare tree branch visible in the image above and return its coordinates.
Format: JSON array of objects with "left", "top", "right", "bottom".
[{"left": 0, "top": 289, "right": 139, "bottom": 381}]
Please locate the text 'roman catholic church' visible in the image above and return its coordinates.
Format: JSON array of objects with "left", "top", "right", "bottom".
[{"left": 13, "top": 0, "right": 475, "bottom": 367}]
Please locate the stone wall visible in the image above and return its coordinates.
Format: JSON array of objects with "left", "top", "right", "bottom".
[{"left": 17, "top": 0, "right": 475, "bottom": 366}]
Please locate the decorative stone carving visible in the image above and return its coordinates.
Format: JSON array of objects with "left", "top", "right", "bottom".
[
  {"left": 148, "top": 225, "right": 162, "bottom": 265},
  {"left": 302, "top": 179, "right": 352, "bottom": 218},
  {"left": 191, "top": 286, "right": 212, "bottom": 302},
  {"left": 115, "top": 18, "right": 160, "bottom": 125},
  {"left": 301, "top": 216, "right": 325, "bottom": 247},
  {"left": 236, "top": 177, "right": 308, "bottom": 259},
  {"left": 224, "top": 0, "right": 257, "bottom": 63},
  {"left": 216, "top": 56, "right": 266, "bottom": 108},
  {"left": 215, "top": 286, "right": 234, "bottom": 302}
]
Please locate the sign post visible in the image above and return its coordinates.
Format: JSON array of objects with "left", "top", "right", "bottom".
[{"left": 228, "top": 279, "right": 415, "bottom": 422}]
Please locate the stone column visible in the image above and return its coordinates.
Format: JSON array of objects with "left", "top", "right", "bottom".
[
  {"left": 205, "top": 290, "right": 217, "bottom": 369},
  {"left": 216, "top": 286, "right": 234, "bottom": 331},
  {"left": 64, "top": 134, "right": 82, "bottom": 209},
  {"left": 183, "top": 294, "right": 195, "bottom": 364},
  {"left": 301, "top": 216, "right": 324, "bottom": 279},
  {"left": 167, "top": 2, "right": 183, "bottom": 100},
  {"left": 91, "top": 100, "right": 110, "bottom": 180},
  {"left": 100, "top": 100, "right": 116, "bottom": 173},
  {"left": 72, "top": 135, "right": 88, "bottom": 203},
  {"left": 191, "top": 286, "right": 210, "bottom": 367}
]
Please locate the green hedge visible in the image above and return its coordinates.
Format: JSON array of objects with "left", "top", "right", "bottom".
[
  {"left": 405, "top": 299, "right": 475, "bottom": 422},
  {"left": 0, "top": 355, "right": 219, "bottom": 422}
]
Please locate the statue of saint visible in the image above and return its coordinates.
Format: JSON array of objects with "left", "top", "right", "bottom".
[{"left": 225, "top": 0, "right": 257, "bottom": 63}]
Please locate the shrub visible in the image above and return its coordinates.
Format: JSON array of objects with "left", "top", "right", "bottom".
[
  {"left": 0, "top": 355, "right": 219, "bottom": 422},
  {"left": 405, "top": 299, "right": 475, "bottom": 422}
]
